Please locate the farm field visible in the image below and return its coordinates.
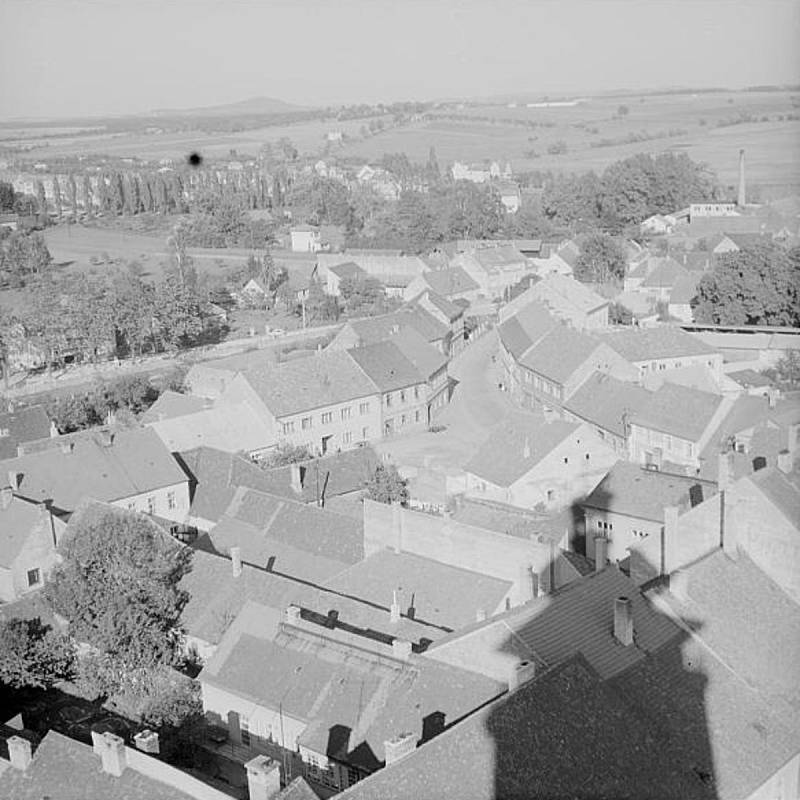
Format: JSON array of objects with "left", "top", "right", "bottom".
[{"left": 340, "top": 90, "right": 800, "bottom": 196}]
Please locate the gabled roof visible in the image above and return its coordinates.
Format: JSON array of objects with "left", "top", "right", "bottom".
[
  {"left": 630, "top": 382, "right": 723, "bottom": 441},
  {"left": 0, "top": 405, "right": 51, "bottom": 459},
  {"left": 0, "top": 494, "right": 51, "bottom": 568},
  {"left": 419, "top": 290, "right": 462, "bottom": 321},
  {"left": 464, "top": 414, "right": 580, "bottom": 486},
  {"left": 450, "top": 497, "right": 571, "bottom": 544},
  {"left": 640, "top": 257, "right": 688, "bottom": 289},
  {"left": 0, "top": 730, "right": 222, "bottom": 800},
  {"left": 3, "top": 427, "right": 188, "bottom": 515},
  {"left": 328, "top": 261, "right": 368, "bottom": 280},
  {"left": 518, "top": 324, "right": 606, "bottom": 385},
  {"left": 139, "top": 391, "right": 209, "bottom": 425},
  {"left": 421, "top": 267, "right": 479, "bottom": 296},
  {"left": 525, "top": 273, "right": 609, "bottom": 315},
  {"left": 242, "top": 350, "right": 379, "bottom": 417},
  {"left": 597, "top": 325, "right": 717, "bottom": 362},
  {"left": 582, "top": 460, "right": 718, "bottom": 522},
  {"left": 348, "top": 306, "right": 449, "bottom": 345},
  {"left": 747, "top": 466, "right": 800, "bottom": 529},
  {"left": 388, "top": 327, "right": 448, "bottom": 379},
  {"left": 347, "top": 341, "right": 423, "bottom": 392},
  {"left": 469, "top": 244, "right": 526, "bottom": 272},
  {"left": 669, "top": 272, "right": 701, "bottom": 305},
  {"left": 564, "top": 372, "right": 653, "bottom": 437},
  {"left": 320, "top": 550, "right": 513, "bottom": 631}
]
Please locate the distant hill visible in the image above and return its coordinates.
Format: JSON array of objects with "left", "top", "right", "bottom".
[{"left": 150, "top": 95, "right": 309, "bottom": 117}]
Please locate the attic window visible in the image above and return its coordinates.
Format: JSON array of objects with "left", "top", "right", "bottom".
[{"left": 563, "top": 457, "right": 569, "bottom": 464}]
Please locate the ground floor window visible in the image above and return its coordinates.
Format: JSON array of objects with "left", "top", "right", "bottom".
[{"left": 27, "top": 568, "right": 41, "bottom": 587}]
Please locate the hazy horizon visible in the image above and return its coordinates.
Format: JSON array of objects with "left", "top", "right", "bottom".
[{"left": 1, "top": 0, "right": 799, "bottom": 121}]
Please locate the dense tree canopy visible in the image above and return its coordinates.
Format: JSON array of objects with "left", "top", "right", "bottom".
[
  {"left": 0, "top": 617, "right": 75, "bottom": 689},
  {"left": 693, "top": 243, "right": 800, "bottom": 326},
  {"left": 574, "top": 233, "right": 628, "bottom": 283},
  {"left": 364, "top": 463, "right": 409, "bottom": 505},
  {"left": 45, "top": 509, "right": 191, "bottom": 670}
]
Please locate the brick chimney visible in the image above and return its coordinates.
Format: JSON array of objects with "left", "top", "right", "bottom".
[
  {"left": 245, "top": 754, "right": 282, "bottom": 800},
  {"left": 7, "top": 736, "right": 32, "bottom": 770},
  {"left": 133, "top": 730, "right": 160, "bottom": 755},
  {"left": 594, "top": 535, "right": 607, "bottom": 571},
  {"left": 392, "top": 638, "right": 412, "bottom": 661},
  {"left": 230, "top": 546, "right": 242, "bottom": 578},
  {"left": 384, "top": 732, "right": 416, "bottom": 765},
  {"left": 613, "top": 596, "right": 634, "bottom": 646},
  {"left": 96, "top": 732, "right": 127, "bottom": 776},
  {"left": 508, "top": 659, "right": 537, "bottom": 691},
  {"left": 777, "top": 449, "right": 793, "bottom": 474}
]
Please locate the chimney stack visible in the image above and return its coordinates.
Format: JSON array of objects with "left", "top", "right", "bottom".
[
  {"left": 777, "top": 449, "right": 793, "bottom": 474},
  {"left": 230, "top": 546, "right": 242, "bottom": 578},
  {"left": 7, "top": 736, "right": 32, "bottom": 770},
  {"left": 594, "top": 535, "right": 608, "bottom": 571},
  {"left": 392, "top": 638, "right": 412, "bottom": 661},
  {"left": 518, "top": 563, "right": 536, "bottom": 604},
  {"left": 670, "top": 569, "right": 690, "bottom": 604},
  {"left": 284, "top": 605, "right": 302, "bottom": 626},
  {"left": 508, "top": 659, "right": 537, "bottom": 692},
  {"left": 392, "top": 501, "right": 403, "bottom": 554},
  {"left": 737, "top": 149, "right": 746, "bottom": 207},
  {"left": 1, "top": 485, "right": 12, "bottom": 510},
  {"left": 59, "top": 440, "right": 74, "bottom": 455},
  {"left": 96, "top": 732, "right": 127, "bottom": 777},
  {"left": 7, "top": 470, "right": 20, "bottom": 490},
  {"left": 613, "top": 596, "right": 634, "bottom": 646},
  {"left": 133, "top": 730, "right": 160, "bottom": 755},
  {"left": 523, "top": 438, "right": 530, "bottom": 459},
  {"left": 49, "top": 420, "right": 59, "bottom": 438},
  {"left": 384, "top": 732, "right": 416, "bottom": 765},
  {"left": 662, "top": 505, "right": 679, "bottom": 575},
  {"left": 390, "top": 590, "right": 402, "bottom": 623},
  {"left": 245, "top": 755, "right": 282, "bottom": 800}
]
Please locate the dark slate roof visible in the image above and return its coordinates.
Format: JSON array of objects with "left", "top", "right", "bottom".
[
  {"left": 472, "top": 244, "right": 526, "bottom": 271},
  {"left": 582, "top": 460, "right": 718, "bottom": 522},
  {"left": 497, "top": 316, "right": 533, "bottom": 360},
  {"left": 349, "top": 306, "right": 450, "bottom": 345},
  {"left": 630, "top": 382, "right": 723, "bottom": 441},
  {"left": 748, "top": 466, "right": 800, "bottom": 528},
  {"left": 597, "top": 326, "right": 717, "bottom": 362},
  {"left": 388, "top": 327, "right": 448, "bottom": 379},
  {"left": 422, "top": 267, "right": 479, "bottom": 296},
  {"left": 328, "top": 261, "right": 367, "bottom": 280},
  {"left": 564, "top": 372, "right": 653, "bottom": 437},
  {"left": 3, "top": 427, "right": 188, "bottom": 515},
  {"left": 255, "top": 446, "right": 379, "bottom": 505},
  {"left": 321, "top": 550, "right": 513, "bottom": 631},
  {"left": 640, "top": 257, "right": 689, "bottom": 289},
  {"left": 669, "top": 272, "right": 701, "bottom": 305},
  {"left": 464, "top": 414, "right": 580, "bottom": 487},
  {"left": 422, "top": 290, "right": 462, "bottom": 321},
  {"left": 221, "top": 486, "right": 364, "bottom": 564},
  {"left": 242, "top": 350, "right": 379, "bottom": 417},
  {"left": 347, "top": 341, "right": 424, "bottom": 392},
  {"left": 337, "top": 654, "right": 707, "bottom": 800},
  {"left": 178, "top": 446, "right": 283, "bottom": 525},
  {"left": 726, "top": 368, "right": 773, "bottom": 388},
  {"left": 139, "top": 391, "right": 207, "bottom": 424},
  {"left": 0, "top": 404, "right": 51, "bottom": 459},
  {"left": 0, "top": 730, "right": 217, "bottom": 800}
]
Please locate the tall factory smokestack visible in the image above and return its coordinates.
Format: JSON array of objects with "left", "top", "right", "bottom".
[{"left": 737, "top": 149, "right": 746, "bottom": 207}]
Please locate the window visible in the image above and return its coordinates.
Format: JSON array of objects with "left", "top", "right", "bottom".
[
  {"left": 343, "top": 431, "right": 352, "bottom": 444},
  {"left": 322, "top": 411, "right": 333, "bottom": 424},
  {"left": 401, "top": 414, "right": 407, "bottom": 426},
  {"left": 127, "top": 502, "right": 136, "bottom": 511},
  {"left": 282, "top": 421, "right": 295, "bottom": 435},
  {"left": 400, "top": 390, "right": 406, "bottom": 402},
  {"left": 341, "top": 406, "right": 351, "bottom": 420},
  {"left": 546, "top": 489, "right": 555, "bottom": 502},
  {"left": 167, "top": 491, "right": 176, "bottom": 510},
  {"left": 361, "top": 427, "right": 369, "bottom": 440},
  {"left": 147, "top": 496, "right": 156, "bottom": 515},
  {"left": 585, "top": 453, "right": 590, "bottom": 460},
  {"left": 563, "top": 457, "right": 569, "bottom": 464},
  {"left": 346, "top": 766, "right": 362, "bottom": 788},
  {"left": 27, "top": 568, "right": 41, "bottom": 587},
  {"left": 359, "top": 402, "right": 370, "bottom": 415},
  {"left": 302, "top": 416, "right": 312, "bottom": 430},
  {"left": 240, "top": 717, "right": 251, "bottom": 747},
  {"left": 414, "top": 386, "right": 420, "bottom": 400},
  {"left": 385, "top": 393, "right": 392, "bottom": 407}
]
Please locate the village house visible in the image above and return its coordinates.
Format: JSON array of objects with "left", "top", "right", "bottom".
[
  {"left": 495, "top": 180, "right": 521, "bottom": 213},
  {"left": 0, "top": 404, "right": 53, "bottom": 459},
  {"left": 289, "top": 224, "right": 344, "bottom": 253},
  {"left": 0, "top": 486, "right": 67, "bottom": 602},
  {"left": 463, "top": 413, "right": 618, "bottom": 512},
  {"left": 218, "top": 350, "right": 383, "bottom": 456},
  {"left": 500, "top": 274, "right": 609, "bottom": 330},
  {"left": 1, "top": 426, "right": 190, "bottom": 522},
  {"left": 406, "top": 289, "right": 466, "bottom": 355},
  {"left": 668, "top": 272, "right": 702, "bottom": 322},
  {"left": 640, "top": 213, "right": 677, "bottom": 235},
  {"left": 355, "top": 165, "right": 401, "bottom": 200},
  {"left": 452, "top": 244, "right": 531, "bottom": 299},
  {"left": 317, "top": 253, "right": 428, "bottom": 293},
  {"left": 562, "top": 371, "right": 653, "bottom": 456},
  {"left": 402, "top": 266, "right": 481, "bottom": 305},
  {"left": 627, "top": 382, "right": 734, "bottom": 472},
  {"left": 323, "top": 261, "right": 368, "bottom": 296},
  {"left": 198, "top": 599, "right": 505, "bottom": 795}
]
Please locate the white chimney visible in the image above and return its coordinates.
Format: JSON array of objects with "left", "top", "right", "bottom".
[
  {"left": 97, "top": 732, "right": 127, "bottom": 776},
  {"left": 670, "top": 570, "right": 690, "bottom": 604},
  {"left": 384, "top": 732, "right": 416, "bottom": 765},
  {"left": 7, "top": 470, "right": 20, "bottom": 490},
  {"left": 718, "top": 451, "right": 732, "bottom": 491},
  {"left": 508, "top": 659, "right": 537, "bottom": 691},
  {"left": 392, "top": 638, "right": 412, "bottom": 661},
  {"left": 613, "top": 596, "right": 634, "bottom": 647},
  {"left": 1, "top": 485, "right": 12, "bottom": 510},
  {"left": 476, "top": 608, "right": 486, "bottom": 622},
  {"left": 523, "top": 438, "right": 530, "bottom": 459},
  {"left": 284, "top": 605, "right": 302, "bottom": 626},
  {"left": 133, "top": 729, "right": 160, "bottom": 755},
  {"left": 289, "top": 463, "right": 302, "bottom": 494},
  {"left": 390, "top": 589, "right": 401, "bottom": 623},
  {"left": 230, "top": 546, "right": 242, "bottom": 578},
  {"left": 663, "top": 505, "right": 679, "bottom": 575},
  {"left": 777, "top": 450, "right": 793, "bottom": 474},
  {"left": 245, "top": 755, "right": 282, "bottom": 800},
  {"left": 392, "top": 501, "right": 403, "bottom": 554},
  {"left": 49, "top": 420, "right": 59, "bottom": 438},
  {"left": 594, "top": 535, "right": 607, "bottom": 571},
  {"left": 7, "top": 736, "right": 32, "bottom": 770},
  {"left": 518, "top": 563, "right": 536, "bottom": 603}
]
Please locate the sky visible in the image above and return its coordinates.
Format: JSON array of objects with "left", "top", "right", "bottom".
[{"left": 1, "top": 0, "right": 799, "bottom": 119}]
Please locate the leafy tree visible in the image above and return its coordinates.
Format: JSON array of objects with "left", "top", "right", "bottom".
[
  {"left": 0, "top": 181, "right": 15, "bottom": 211},
  {"left": 0, "top": 617, "right": 75, "bottom": 689},
  {"left": 617, "top": 105, "right": 629, "bottom": 117},
  {"left": 339, "top": 275, "right": 391, "bottom": 315},
  {"left": 111, "top": 269, "right": 158, "bottom": 356},
  {"left": 426, "top": 146, "right": 441, "bottom": 183},
  {"left": 67, "top": 174, "right": 78, "bottom": 218},
  {"left": 574, "top": 233, "right": 627, "bottom": 283},
  {"left": 0, "top": 231, "right": 53, "bottom": 287},
  {"left": 35, "top": 181, "right": 47, "bottom": 215},
  {"left": 156, "top": 272, "right": 205, "bottom": 349},
  {"left": 303, "top": 274, "right": 341, "bottom": 324},
  {"left": 432, "top": 180, "right": 504, "bottom": 240},
  {"left": 364, "top": 462, "right": 409, "bottom": 505},
  {"left": 693, "top": 243, "right": 800, "bottom": 326},
  {"left": 101, "top": 374, "right": 158, "bottom": 415},
  {"left": 52, "top": 176, "right": 63, "bottom": 218},
  {"left": 763, "top": 351, "right": 800, "bottom": 389},
  {"left": 81, "top": 174, "right": 93, "bottom": 217},
  {"left": 264, "top": 442, "right": 313, "bottom": 467},
  {"left": 47, "top": 393, "right": 104, "bottom": 433},
  {"left": 45, "top": 508, "right": 191, "bottom": 670}
]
